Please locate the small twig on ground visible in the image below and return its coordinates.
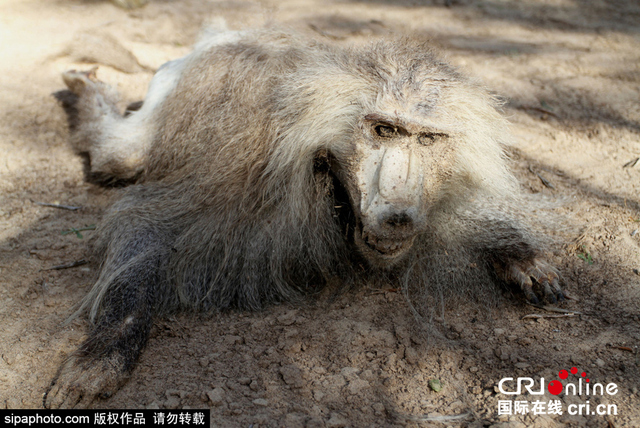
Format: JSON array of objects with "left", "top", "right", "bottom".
[
  {"left": 528, "top": 166, "right": 555, "bottom": 189},
  {"left": 526, "top": 303, "right": 582, "bottom": 314},
  {"left": 61, "top": 224, "right": 96, "bottom": 238},
  {"left": 41, "top": 259, "right": 88, "bottom": 271},
  {"left": 610, "top": 346, "right": 634, "bottom": 352},
  {"left": 33, "top": 201, "right": 81, "bottom": 211},
  {"left": 623, "top": 157, "right": 639, "bottom": 168},
  {"left": 390, "top": 409, "right": 472, "bottom": 423},
  {"left": 522, "top": 313, "right": 579, "bottom": 320}
]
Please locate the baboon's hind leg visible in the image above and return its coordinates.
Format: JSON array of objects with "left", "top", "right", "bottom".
[
  {"left": 56, "top": 69, "right": 151, "bottom": 186},
  {"left": 44, "top": 225, "right": 166, "bottom": 408}
]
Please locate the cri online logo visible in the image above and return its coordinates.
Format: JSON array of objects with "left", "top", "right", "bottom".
[{"left": 498, "top": 367, "right": 618, "bottom": 396}]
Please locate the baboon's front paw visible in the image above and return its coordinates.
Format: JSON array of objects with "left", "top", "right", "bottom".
[
  {"left": 502, "top": 259, "right": 564, "bottom": 304},
  {"left": 61, "top": 68, "right": 99, "bottom": 95},
  {"left": 44, "top": 354, "right": 128, "bottom": 409}
]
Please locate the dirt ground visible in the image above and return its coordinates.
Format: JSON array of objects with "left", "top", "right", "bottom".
[{"left": 1, "top": 0, "right": 639, "bottom": 426}]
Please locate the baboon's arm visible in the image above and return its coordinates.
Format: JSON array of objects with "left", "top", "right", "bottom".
[{"left": 469, "top": 217, "right": 564, "bottom": 304}]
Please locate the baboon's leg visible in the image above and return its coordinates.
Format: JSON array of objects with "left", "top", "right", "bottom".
[
  {"left": 44, "top": 228, "right": 166, "bottom": 409},
  {"left": 57, "top": 69, "right": 152, "bottom": 184},
  {"left": 58, "top": 58, "right": 188, "bottom": 185}
]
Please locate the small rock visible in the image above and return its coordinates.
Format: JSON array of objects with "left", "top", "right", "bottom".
[
  {"left": 253, "top": 398, "right": 269, "bottom": 406},
  {"left": 280, "top": 365, "right": 304, "bottom": 388},
  {"left": 224, "top": 335, "right": 243, "bottom": 345},
  {"left": 164, "top": 396, "right": 180, "bottom": 409},
  {"left": 166, "top": 389, "right": 187, "bottom": 399},
  {"left": 238, "top": 377, "right": 251, "bottom": 385},
  {"left": 495, "top": 347, "right": 509, "bottom": 360},
  {"left": 146, "top": 401, "right": 160, "bottom": 409},
  {"left": 206, "top": 387, "right": 225, "bottom": 406},
  {"left": 326, "top": 413, "right": 348, "bottom": 428},
  {"left": 347, "top": 379, "right": 370, "bottom": 395},
  {"left": 595, "top": 358, "right": 606, "bottom": 368},
  {"left": 372, "top": 402, "right": 386, "bottom": 416},
  {"left": 284, "top": 413, "right": 307, "bottom": 428},
  {"left": 360, "top": 369, "right": 374, "bottom": 381},
  {"left": 324, "top": 374, "right": 346, "bottom": 389},
  {"left": 404, "top": 347, "right": 419, "bottom": 365},
  {"left": 306, "top": 417, "right": 324, "bottom": 428},
  {"left": 313, "top": 389, "right": 325, "bottom": 401},
  {"left": 340, "top": 367, "right": 359, "bottom": 381},
  {"left": 469, "top": 366, "right": 479, "bottom": 373},
  {"left": 428, "top": 378, "right": 443, "bottom": 392},
  {"left": 494, "top": 328, "right": 505, "bottom": 336},
  {"left": 519, "top": 338, "right": 532, "bottom": 346},
  {"left": 277, "top": 310, "right": 298, "bottom": 326},
  {"left": 515, "top": 362, "right": 530, "bottom": 369},
  {"left": 489, "top": 422, "right": 527, "bottom": 428}
]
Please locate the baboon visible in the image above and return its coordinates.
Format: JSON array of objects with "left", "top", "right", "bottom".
[{"left": 45, "top": 28, "right": 563, "bottom": 408}]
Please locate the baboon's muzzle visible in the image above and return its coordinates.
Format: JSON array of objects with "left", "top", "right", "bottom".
[{"left": 350, "top": 143, "right": 426, "bottom": 266}]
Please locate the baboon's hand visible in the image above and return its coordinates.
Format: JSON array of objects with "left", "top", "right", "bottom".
[
  {"left": 502, "top": 259, "right": 564, "bottom": 304},
  {"left": 44, "top": 354, "right": 128, "bottom": 409}
]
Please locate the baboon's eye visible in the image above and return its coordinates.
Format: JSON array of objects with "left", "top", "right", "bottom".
[
  {"left": 374, "top": 124, "right": 397, "bottom": 138},
  {"left": 418, "top": 132, "right": 447, "bottom": 146}
]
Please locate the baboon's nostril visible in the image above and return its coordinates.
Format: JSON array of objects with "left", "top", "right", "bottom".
[{"left": 384, "top": 212, "right": 412, "bottom": 228}]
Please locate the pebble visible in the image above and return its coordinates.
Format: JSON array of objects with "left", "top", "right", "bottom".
[
  {"left": 146, "top": 401, "right": 160, "bottom": 409},
  {"left": 340, "top": 367, "right": 359, "bottom": 380},
  {"left": 166, "top": 389, "right": 187, "bottom": 399},
  {"left": 164, "top": 396, "right": 180, "bottom": 409},
  {"left": 284, "top": 413, "right": 307, "bottom": 428},
  {"left": 252, "top": 398, "right": 269, "bottom": 406},
  {"left": 372, "top": 402, "right": 385, "bottom": 416},
  {"left": 306, "top": 417, "right": 324, "bottom": 428},
  {"left": 206, "top": 387, "right": 225, "bottom": 406},
  {"left": 280, "top": 365, "right": 304, "bottom": 388},
  {"left": 404, "top": 347, "right": 419, "bottom": 365},
  {"left": 277, "top": 310, "right": 298, "bottom": 326},
  {"left": 324, "top": 374, "right": 346, "bottom": 389},
  {"left": 347, "top": 379, "right": 370, "bottom": 395},
  {"left": 2, "top": 354, "right": 13, "bottom": 366},
  {"left": 326, "top": 413, "right": 348, "bottom": 428}
]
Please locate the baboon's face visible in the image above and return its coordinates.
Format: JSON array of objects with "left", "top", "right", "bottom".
[{"left": 332, "top": 112, "right": 457, "bottom": 267}]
